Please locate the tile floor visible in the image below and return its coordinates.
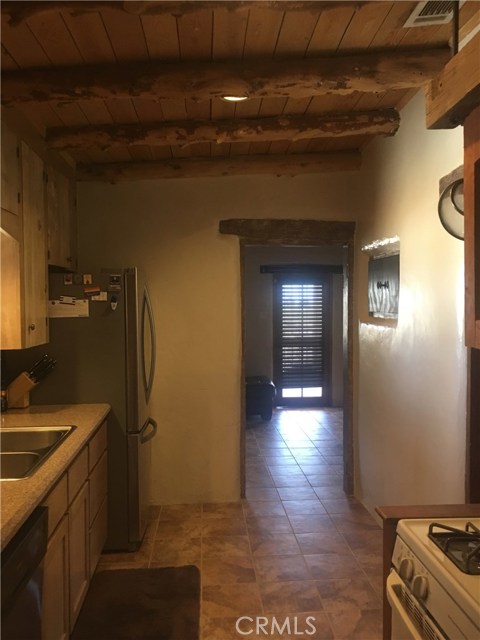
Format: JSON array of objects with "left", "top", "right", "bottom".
[{"left": 97, "top": 408, "right": 384, "bottom": 639}]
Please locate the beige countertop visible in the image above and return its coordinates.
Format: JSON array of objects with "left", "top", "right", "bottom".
[{"left": 1, "top": 403, "right": 110, "bottom": 550}]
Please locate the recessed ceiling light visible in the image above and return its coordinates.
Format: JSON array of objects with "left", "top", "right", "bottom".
[{"left": 221, "top": 95, "right": 249, "bottom": 102}]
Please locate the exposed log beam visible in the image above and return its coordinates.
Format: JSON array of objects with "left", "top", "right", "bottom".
[
  {"left": 219, "top": 219, "right": 355, "bottom": 246},
  {"left": 1, "top": 1, "right": 372, "bottom": 26},
  {"left": 47, "top": 110, "right": 399, "bottom": 151},
  {"left": 425, "top": 33, "right": 480, "bottom": 129},
  {"left": 76, "top": 151, "right": 361, "bottom": 182},
  {"left": 1, "top": 48, "right": 450, "bottom": 107}
]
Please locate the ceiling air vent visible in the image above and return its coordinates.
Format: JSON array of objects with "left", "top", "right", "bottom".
[{"left": 404, "top": 1, "right": 464, "bottom": 28}]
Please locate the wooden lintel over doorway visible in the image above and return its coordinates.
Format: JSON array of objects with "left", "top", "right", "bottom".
[{"left": 219, "top": 219, "right": 356, "bottom": 246}]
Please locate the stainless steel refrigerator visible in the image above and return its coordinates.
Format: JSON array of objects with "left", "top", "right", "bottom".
[{"left": 34, "top": 267, "right": 157, "bottom": 551}]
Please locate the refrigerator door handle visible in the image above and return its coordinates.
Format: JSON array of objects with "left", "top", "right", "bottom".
[
  {"left": 140, "top": 417, "right": 157, "bottom": 444},
  {"left": 141, "top": 287, "right": 156, "bottom": 403}
]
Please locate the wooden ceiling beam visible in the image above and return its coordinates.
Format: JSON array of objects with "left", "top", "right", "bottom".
[
  {"left": 1, "top": 49, "right": 450, "bottom": 107},
  {"left": 425, "top": 34, "right": 480, "bottom": 129},
  {"left": 2, "top": 1, "right": 372, "bottom": 25},
  {"left": 47, "top": 110, "right": 399, "bottom": 151},
  {"left": 76, "top": 151, "right": 361, "bottom": 182}
]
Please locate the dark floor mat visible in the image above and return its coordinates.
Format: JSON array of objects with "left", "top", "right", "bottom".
[{"left": 71, "top": 566, "right": 200, "bottom": 640}]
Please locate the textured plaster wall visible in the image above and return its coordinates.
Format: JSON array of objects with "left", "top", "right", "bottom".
[
  {"left": 77, "top": 174, "right": 360, "bottom": 503},
  {"left": 355, "top": 91, "right": 466, "bottom": 512},
  {"left": 77, "top": 91, "right": 467, "bottom": 509}
]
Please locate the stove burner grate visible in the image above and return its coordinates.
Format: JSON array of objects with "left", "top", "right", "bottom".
[{"left": 428, "top": 522, "right": 480, "bottom": 575}]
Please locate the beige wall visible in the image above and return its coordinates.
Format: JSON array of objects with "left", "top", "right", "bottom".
[
  {"left": 77, "top": 174, "right": 360, "bottom": 504},
  {"left": 77, "top": 91, "right": 467, "bottom": 509},
  {"left": 355, "top": 91, "right": 466, "bottom": 512}
]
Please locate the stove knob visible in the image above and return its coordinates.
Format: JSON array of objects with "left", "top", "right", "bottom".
[
  {"left": 399, "top": 558, "right": 414, "bottom": 581},
  {"left": 412, "top": 575, "right": 429, "bottom": 600}
]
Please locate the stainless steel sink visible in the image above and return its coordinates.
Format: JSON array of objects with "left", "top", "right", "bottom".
[{"left": 0, "top": 426, "right": 76, "bottom": 480}]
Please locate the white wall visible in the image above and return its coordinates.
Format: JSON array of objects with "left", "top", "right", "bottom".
[
  {"left": 355, "top": 91, "right": 466, "bottom": 512},
  {"left": 77, "top": 174, "right": 361, "bottom": 504}
]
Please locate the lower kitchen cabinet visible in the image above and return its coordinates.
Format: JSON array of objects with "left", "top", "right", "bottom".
[
  {"left": 68, "top": 482, "right": 89, "bottom": 632},
  {"left": 42, "top": 515, "right": 69, "bottom": 640},
  {"left": 41, "top": 421, "right": 108, "bottom": 639},
  {"left": 89, "top": 450, "right": 108, "bottom": 578}
]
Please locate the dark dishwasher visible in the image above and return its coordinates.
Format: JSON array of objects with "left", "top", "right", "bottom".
[{"left": 1, "top": 507, "right": 48, "bottom": 640}]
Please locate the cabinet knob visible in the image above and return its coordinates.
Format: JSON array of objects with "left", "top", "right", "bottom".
[{"left": 29, "top": 323, "right": 36, "bottom": 331}]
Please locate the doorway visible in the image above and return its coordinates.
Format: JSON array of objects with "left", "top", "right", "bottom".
[
  {"left": 272, "top": 270, "right": 336, "bottom": 408},
  {"left": 219, "top": 218, "right": 355, "bottom": 497}
]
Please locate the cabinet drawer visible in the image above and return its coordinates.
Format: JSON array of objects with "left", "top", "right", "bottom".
[
  {"left": 89, "top": 422, "right": 107, "bottom": 472},
  {"left": 89, "top": 450, "right": 107, "bottom": 526},
  {"left": 42, "top": 474, "right": 68, "bottom": 538},
  {"left": 68, "top": 447, "right": 88, "bottom": 504},
  {"left": 89, "top": 497, "right": 107, "bottom": 578}
]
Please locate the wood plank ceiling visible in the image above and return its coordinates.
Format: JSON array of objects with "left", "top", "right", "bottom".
[{"left": 2, "top": 1, "right": 479, "bottom": 179}]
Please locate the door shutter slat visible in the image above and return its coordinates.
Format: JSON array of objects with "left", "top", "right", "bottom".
[{"left": 275, "top": 281, "right": 326, "bottom": 390}]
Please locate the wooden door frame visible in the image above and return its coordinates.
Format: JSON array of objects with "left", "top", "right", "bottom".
[{"left": 219, "top": 219, "right": 356, "bottom": 496}]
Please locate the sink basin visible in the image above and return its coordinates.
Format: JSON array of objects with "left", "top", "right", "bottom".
[{"left": 0, "top": 426, "right": 76, "bottom": 480}]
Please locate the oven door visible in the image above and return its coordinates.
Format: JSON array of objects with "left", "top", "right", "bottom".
[{"left": 387, "top": 570, "right": 447, "bottom": 640}]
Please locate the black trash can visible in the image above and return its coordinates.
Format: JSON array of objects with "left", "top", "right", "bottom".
[{"left": 245, "top": 376, "right": 276, "bottom": 420}]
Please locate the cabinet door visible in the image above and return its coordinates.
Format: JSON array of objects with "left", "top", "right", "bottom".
[
  {"left": 69, "top": 481, "right": 89, "bottom": 633},
  {"left": 464, "top": 105, "right": 480, "bottom": 349},
  {"left": 42, "top": 515, "right": 70, "bottom": 640},
  {"left": 1, "top": 122, "right": 21, "bottom": 218},
  {"left": 46, "top": 166, "right": 76, "bottom": 269},
  {"left": 21, "top": 142, "right": 48, "bottom": 347},
  {"left": 0, "top": 222, "right": 22, "bottom": 348},
  {"left": 90, "top": 497, "right": 108, "bottom": 578}
]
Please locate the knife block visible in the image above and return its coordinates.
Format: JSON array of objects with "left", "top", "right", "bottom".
[{"left": 6, "top": 372, "right": 38, "bottom": 409}]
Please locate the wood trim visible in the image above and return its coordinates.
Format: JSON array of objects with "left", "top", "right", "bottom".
[
  {"left": 464, "top": 105, "right": 480, "bottom": 348},
  {"left": 1, "top": 49, "right": 450, "bottom": 106},
  {"left": 46, "top": 110, "right": 400, "bottom": 151},
  {"left": 76, "top": 152, "right": 361, "bottom": 181},
  {"left": 425, "top": 34, "right": 480, "bottom": 129},
  {"left": 220, "top": 219, "right": 355, "bottom": 245},
  {"left": 240, "top": 242, "right": 246, "bottom": 499},
  {"left": 466, "top": 348, "right": 480, "bottom": 503},
  {"left": 343, "top": 243, "right": 354, "bottom": 495}
]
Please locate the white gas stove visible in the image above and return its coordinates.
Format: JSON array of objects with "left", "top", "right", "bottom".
[{"left": 387, "top": 518, "right": 480, "bottom": 640}]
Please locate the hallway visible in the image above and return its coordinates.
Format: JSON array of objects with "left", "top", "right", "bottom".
[{"left": 97, "top": 408, "right": 383, "bottom": 638}]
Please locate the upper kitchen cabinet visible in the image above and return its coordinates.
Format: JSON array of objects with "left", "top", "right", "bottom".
[
  {"left": 1, "top": 123, "right": 21, "bottom": 218},
  {"left": 46, "top": 165, "right": 77, "bottom": 270},
  {"left": 464, "top": 106, "right": 480, "bottom": 350},
  {"left": 1, "top": 130, "right": 48, "bottom": 349}
]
